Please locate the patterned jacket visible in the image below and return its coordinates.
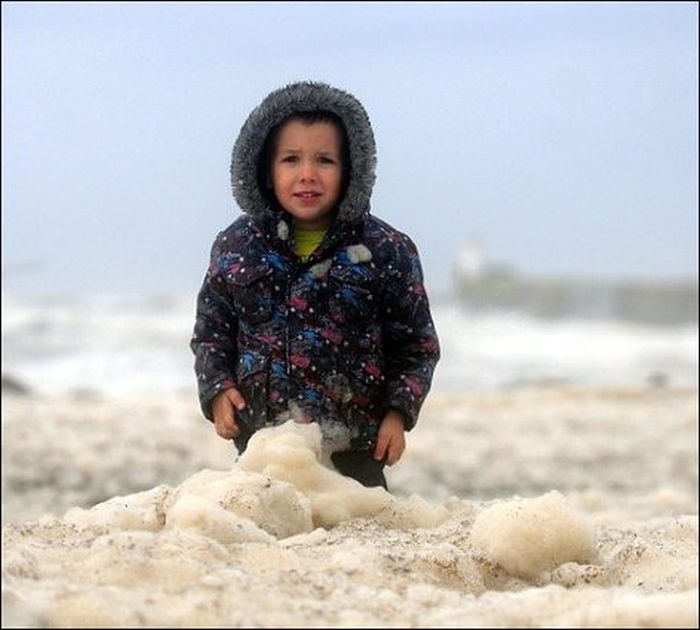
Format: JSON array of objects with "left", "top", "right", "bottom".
[{"left": 191, "top": 82, "right": 440, "bottom": 452}]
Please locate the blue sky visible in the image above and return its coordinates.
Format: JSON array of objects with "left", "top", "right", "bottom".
[{"left": 2, "top": 1, "right": 698, "bottom": 297}]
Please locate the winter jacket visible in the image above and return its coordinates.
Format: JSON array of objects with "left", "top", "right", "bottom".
[{"left": 191, "top": 81, "right": 440, "bottom": 453}]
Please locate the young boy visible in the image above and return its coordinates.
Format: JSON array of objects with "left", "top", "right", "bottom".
[{"left": 191, "top": 81, "right": 440, "bottom": 489}]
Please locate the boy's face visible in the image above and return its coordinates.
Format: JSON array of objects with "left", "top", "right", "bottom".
[{"left": 271, "top": 120, "right": 343, "bottom": 230}]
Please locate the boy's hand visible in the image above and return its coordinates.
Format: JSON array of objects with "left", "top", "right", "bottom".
[
  {"left": 374, "top": 409, "right": 406, "bottom": 466},
  {"left": 211, "top": 388, "right": 246, "bottom": 440}
]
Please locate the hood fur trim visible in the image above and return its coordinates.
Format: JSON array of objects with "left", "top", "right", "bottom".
[{"left": 230, "top": 81, "right": 377, "bottom": 224}]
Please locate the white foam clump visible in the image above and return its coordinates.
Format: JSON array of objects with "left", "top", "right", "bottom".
[
  {"left": 238, "top": 420, "right": 390, "bottom": 529},
  {"left": 239, "top": 420, "right": 448, "bottom": 530},
  {"left": 470, "top": 491, "right": 596, "bottom": 579},
  {"left": 64, "top": 485, "right": 171, "bottom": 532},
  {"left": 63, "top": 421, "right": 447, "bottom": 545},
  {"left": 167, "top": 468, "right": 313, "bottom": 540},
  {"left": 65, "top": 469, "right": 314, "bottom": 543}
]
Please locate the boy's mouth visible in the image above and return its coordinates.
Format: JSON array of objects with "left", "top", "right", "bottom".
[{"left": 294, "top": 191, "right": 322, "bottom": 199}]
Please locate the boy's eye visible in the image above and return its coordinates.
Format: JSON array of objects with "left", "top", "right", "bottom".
[
  {"left": 318, "top": 156, "right": 336, "bottom": 164},
  {"left": 281, "top": 155, "right": 298, "bottom": 163}
]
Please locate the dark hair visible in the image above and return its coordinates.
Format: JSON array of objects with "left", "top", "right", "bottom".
[{"left": 256, "top": 110, "right": 351, "bottom": 210}]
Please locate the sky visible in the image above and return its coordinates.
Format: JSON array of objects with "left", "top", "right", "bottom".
[{"left": 2, "top": 1, "right": 698, "bottom": 298}]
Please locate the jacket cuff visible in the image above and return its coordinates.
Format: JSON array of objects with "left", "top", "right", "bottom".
[
  {"left": 385, "top": 400, "right": 416, "bottom": 432},
  {"left": 199, "top": 377, "right": 237, "bottom": 421}
]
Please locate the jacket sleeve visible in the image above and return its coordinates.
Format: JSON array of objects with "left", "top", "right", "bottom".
[
  {"left": 381, "top": 240, "right": 441, "bottom": 430},
  {"left": 190, "top": 234, "right": 239, "bottom": 421}
]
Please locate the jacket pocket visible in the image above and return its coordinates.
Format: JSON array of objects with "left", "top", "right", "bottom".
[
  {"left": 228, "top": 262, "right": 274, "bottom": 325},
  {"left": 327, "top": 264, "right": 377, "bottom": 324}
]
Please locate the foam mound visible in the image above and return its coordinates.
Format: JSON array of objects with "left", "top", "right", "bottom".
[{"left": 470, "top": 490, "right": 596, "bottom": 578}]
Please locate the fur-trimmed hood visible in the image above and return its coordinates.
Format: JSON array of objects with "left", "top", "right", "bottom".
[{"left": 230, "top": 81, "right": 377, "bottom": 224}]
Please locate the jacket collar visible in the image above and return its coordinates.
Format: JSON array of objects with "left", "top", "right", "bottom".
[{"left": 253, "top": 209, "right": 365, "bottom": 265}]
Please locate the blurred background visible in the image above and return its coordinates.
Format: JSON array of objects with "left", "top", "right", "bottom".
[{"left": 2, "top": 1, "right": 698, "bottom": 397}]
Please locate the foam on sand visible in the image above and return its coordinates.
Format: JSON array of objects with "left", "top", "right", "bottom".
[
  {"left": 2, "top": 397, "right": 698, "bottom": 628},
  {"left": 238, "top": 420, "right": 449, "bottom": 530},
  {"left": 58, "top": 421, "right": 449, "bottom": 543},
  {"left": 470, "top": 491, "right": 596, "bottom": 579}
]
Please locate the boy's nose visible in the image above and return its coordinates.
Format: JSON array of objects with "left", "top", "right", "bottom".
[{"left": 299, "top": 160, "right": 317, "bottom": 181}]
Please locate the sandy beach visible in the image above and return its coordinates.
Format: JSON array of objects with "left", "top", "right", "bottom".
[{"left": 2, "top": 383, "right": 697, "bottom": 628}]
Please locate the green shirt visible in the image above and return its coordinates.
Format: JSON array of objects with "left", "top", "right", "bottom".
[{"left": 293, "top": 227, "right": 328, "bottom": 262}]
